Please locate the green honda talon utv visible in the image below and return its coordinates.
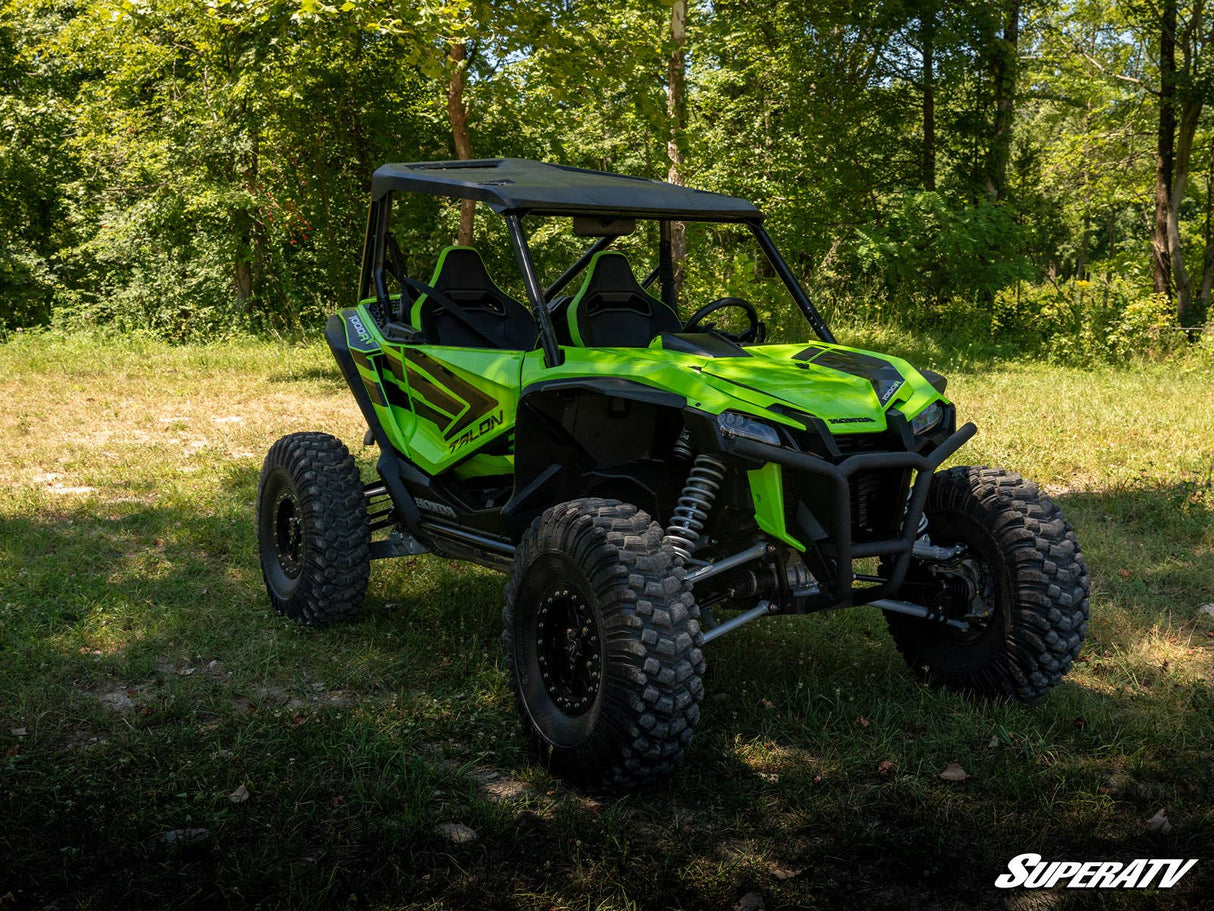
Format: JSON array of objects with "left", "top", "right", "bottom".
[{"left": 257, "top": 158, "right": 1089, "bottom": 790}]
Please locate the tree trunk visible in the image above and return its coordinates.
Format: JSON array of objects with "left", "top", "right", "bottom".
[
  {"left": 1153, "top": 0, "right": 1177, "bottom": 297},
  {"left": 234, "top": 130, "right": 259, "bottom": 308},
  {"left": 984, "top": 0, "right": 1021, "bottom": 200},
  {"left": 667, "top": 0, "right": 687, "bottom": 300},
  {"left": 1079, "top": 97, "right": 1091, "bottom": 279},
  {"left": 1169, "top": 98, "right": 1203, "bottom": 324},
  {"left": 234, "top": 233, "right": 253, "bottom": 303},
  {"left": 447, "top": 39, "right": 475, "bottom": 246},
  {"left": 921, "top": 8, "right": 936, "bottom": 192},
  {"left": 1199, "top": 132, "right": 1214, "bottom": 313}
]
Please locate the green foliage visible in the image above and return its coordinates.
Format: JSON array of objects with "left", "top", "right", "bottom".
[
  {"left": 0, "top": 245, "right": 56, "bottom": 331},
  {"left": 0, "top": 2, "right": 73, "bottom": 331},
  {"left": 0, "top": 0, "right": 1208, "bottom": 350},
  {"left": 851, "top": 192, "right": 1029, "bottom": 318},
  {"left": 993, "top": 274, "right": 1180, "bottom": 364},
  {"left": 6, "top": 0, "right": 449, "bottom": 339}
]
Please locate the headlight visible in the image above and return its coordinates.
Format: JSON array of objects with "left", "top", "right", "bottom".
[
  {"left": 717, "top": 411, "right": 782, "bottom": 446},
  {"left": 909, "top": 401, "right": 943, "bottom": 435}
]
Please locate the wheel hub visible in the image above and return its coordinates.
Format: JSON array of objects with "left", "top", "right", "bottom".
[
  {"left": 931, "top": 575, "right": 973, "bottom": 616},
  {"left": 535, "top": 586, "right": 601, "bottom": 716},
  {"left": 952, "top": 556, "right": 995, "bottom": 620},
  {"left": 273, "top": 489, "right": 304, "bottom": 578},
  {"left": 911, "top": 550, "right": 1000, "bottom": 647}
]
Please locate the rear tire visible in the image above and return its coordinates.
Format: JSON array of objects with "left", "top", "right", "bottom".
[
  {"left": 504, "top": 498, "right": 705, "bottom": 790},
  {"left": 256, "top": 432, "right": 370, "bottom": 625},
  {"left": 884, "top": 466, "right": 1089, "bottom": 701}
]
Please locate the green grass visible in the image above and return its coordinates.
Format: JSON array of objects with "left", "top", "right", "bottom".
[{"left": 1, "top": 330, "right": 1212, "bottom": 910}]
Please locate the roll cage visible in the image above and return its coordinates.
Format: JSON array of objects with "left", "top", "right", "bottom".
[{"left": 357, "top": 158, "right": 837, "bottom": 367}]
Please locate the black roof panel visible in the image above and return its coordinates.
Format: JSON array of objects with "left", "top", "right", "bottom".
[{"left": 371, "top": 158, "right": 762, "bottom": 221}]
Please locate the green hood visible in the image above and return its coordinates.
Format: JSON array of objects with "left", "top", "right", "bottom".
[{"left": 522, "top": 340, "right": 945, "bottom": 434}]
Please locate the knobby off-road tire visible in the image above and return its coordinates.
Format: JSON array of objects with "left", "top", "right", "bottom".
[
  {"left": 504, "top": 498, "right": 706, "bottom": 791},
  {"left": 256, "top": 432, "right": 370, "bottom": 625},
  {"left": 884, "top": 466, "right": 1089, "bottom": 701}
]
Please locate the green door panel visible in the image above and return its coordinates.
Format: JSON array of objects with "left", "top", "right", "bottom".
[
  {"left": 340, "top": 305, "right": 523, "bottom": 475},
  {"left": 338, "top": 306, "right": 413, "bottom": 456},
  {"left": 387, "top": 345, "right": 522, "bottom": 475}
]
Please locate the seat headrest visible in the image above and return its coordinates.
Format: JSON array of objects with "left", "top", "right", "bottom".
[
  {"left": 412, "top": 246, "right": 502, "bottom": 326},
  {"left": 566, "top": 251, "right": 680, "bottom": 347},
  {"left": 571, "top": 252, "right": 657, "bottom": 311},
  {"left": 430, "top": 246, "right": 493, "bottom": 291},
  {"left": 579, "top": 252, "right": 642, "bottom": 294}
]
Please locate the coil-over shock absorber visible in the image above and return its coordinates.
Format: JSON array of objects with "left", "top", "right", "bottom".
[
  {"left": 671, "top": 428, "right": 694, "bottom": 462},
  {"left": 663, "top": 454, "right": 727, "bottom": 561}
]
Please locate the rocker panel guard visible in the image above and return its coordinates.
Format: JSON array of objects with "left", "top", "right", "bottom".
[{"left": 721, "top": 422, "right": 977, "bottom": 608}]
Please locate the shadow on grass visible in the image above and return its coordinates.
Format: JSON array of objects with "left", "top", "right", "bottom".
[
  {"left": 0, "top": 498, "right": 514, "bottom": 907},
  {"left": 1055, "top": 478, "right": 1213, "bottom": 616},
  {"left": 266, "top": 364, "right": 346, "bottom": 387},
  {"left": 1, "top": 478, "right": 1211, "bottom": 909}
]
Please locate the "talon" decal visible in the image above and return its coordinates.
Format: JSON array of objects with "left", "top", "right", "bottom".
[{"left": 380, "top": 348, "right": 502, "bottom": 446}]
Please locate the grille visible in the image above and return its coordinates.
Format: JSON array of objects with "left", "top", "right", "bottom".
[{"left": 849, "top": 467, "right": 911, "bottom": 541}]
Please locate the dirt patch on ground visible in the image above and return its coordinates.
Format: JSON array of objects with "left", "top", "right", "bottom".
[
  {"left": 468, "top": 766, "right": 536, "bottom": 804},
  {"left": 226, "top": 682, "right": 374, "bottom": 716},
  {"left": 86, "top": 679, "right": 152, "bottom": 713},
  {"left": 157, "top": 660, "right": 229, "bottom": 681}
]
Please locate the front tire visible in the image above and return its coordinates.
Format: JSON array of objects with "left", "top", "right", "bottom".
[
  {"left": 504, "top": 498, "right": 706, "bottom": 790},
  {"left": 884, "top": 466, "right": 1089, "bottom": 701},
  {"left": 256, "top": 432, "right": 370, "bottom": 625}
]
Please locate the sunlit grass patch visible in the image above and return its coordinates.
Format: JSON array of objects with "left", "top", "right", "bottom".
[{"left": 0, "top": 331, "right": 1211, "bottom": 908}]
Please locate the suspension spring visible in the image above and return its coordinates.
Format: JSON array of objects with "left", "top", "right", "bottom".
[
  {"left": 663, "top": 454, "right": 727, "bottom": 561},
  {"left": 671, "top": 428, "right": 694, "bottom": 461},
  {"left": 905, "top": 483, "right": 928, "bottom": 537}
]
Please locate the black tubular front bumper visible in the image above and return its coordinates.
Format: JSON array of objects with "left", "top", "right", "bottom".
[{"left": 721, "top": 422, "right": 978, "bottom": 608}]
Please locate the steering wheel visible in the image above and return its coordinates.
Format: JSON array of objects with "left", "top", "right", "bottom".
[{"left": 682, "top": 297, "right": 765, "bottom": 344}]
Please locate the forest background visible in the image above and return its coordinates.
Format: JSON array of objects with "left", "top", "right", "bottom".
[{"left": 2, "top": 0, "right": 1214, "bottom": 363}]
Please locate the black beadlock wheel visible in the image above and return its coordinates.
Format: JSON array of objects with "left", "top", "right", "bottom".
[
  {"left": 256, "top": 432, "right": 370, "bottom": 625},
  {"left": 504, "top": 498, "right": 706, "bottom": 791},
  {"left": 883, "top": 466, "right": 1089, "bottom": 701}
]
